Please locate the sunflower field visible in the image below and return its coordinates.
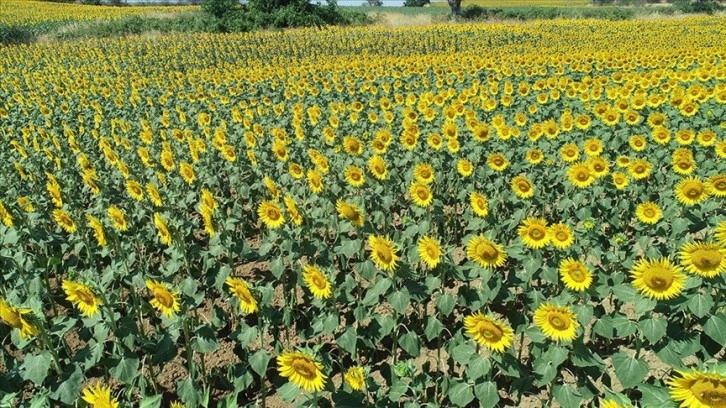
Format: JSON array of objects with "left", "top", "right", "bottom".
[{"left": 0, "top": 15, "right": 726, "bottom": 408}]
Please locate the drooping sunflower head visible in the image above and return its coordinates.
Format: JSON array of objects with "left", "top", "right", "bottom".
[
  {"left": 225, "top": 276, "right": 258, "bottom": 314},
  {"left": 277, "top": 351, "right": 327, "bottom": 393},
  {"left": 463, "top": 311, "right": 514, "bottom": 353},
  {"left": 107, "top": 205, "right": 128, "bottom": 232},
  {"left": 417, "top": 235, "right": 442, "bottom": 269},
  {"left": 368, "top": 235, "right": 399, "bottom": 272},
  {"left": 466, "top": 235, "right": 506, "bottom": 269},
  {"left": 53, "top": 209, "right": 76, "bottom": 234},
  {"left": 675, "top": 176, "right": 709, "bottom": 206},
  {"left": 559, "top": 258, "right": 593, "bottom": 292},
  {"left": 630, "top": 258, "right": 686, "bottom": 300},
  {"left": 409, "top": 182, "right": 433, "bottom": 208},
  {"left": 344, "top": 366, "right": 366, "bottom": 391},
  {"left": 62, "top": 280, "right": 102, "bottom": 317},
  {"left": 302, "top": 264, "right": 333, "bottom": 300},
  {"left": 533, "top": 303, "right": 579, "bottom": 342},
  {"left": 635, "top": 202, "right": 662, "bottom": 225},
  {"left": 257, "top": 201, "right": 285, "bottom": 229},
  {"left": 153, "top": 213, "right": 172, "bottom": 246},
  {"left": 469, "top": 192, "right": 489, "bottom": 218},
  {"left": 679, "top": 242, "right": 726, "bottom": 278},
  {"left": 518, "top": 218, "right": 550, "bottom": 249},
  {"left": 336, "top": 200, "right": 365, "bottom": 227},
  {"left": 511, "top": 175, "right": 534, "bottom": 199},
  {"left": 0, "top": 298, "right": 39, "bottom": 339},
  {"left": 668, "top": 369, "right": 726, "bottom": 408},
  {"left": 145, "top": 280, "right": 180, "bottom": 318}
]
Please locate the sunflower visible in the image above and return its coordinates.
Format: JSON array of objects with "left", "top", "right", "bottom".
[
  {"left": 307, "top": 169, "right": 324, "bottom": 194},
  {"left": 676, "top": 129, "right": 695, "bottom": 145},
  {"left": 628, "top": 159, "right": 652, "bottom": 180},
  {"left": 85, "top": 214, "right": 107, "bottom": 247},
  {"left": 146, "top": 183, "right": 163, "bottom": 207},
  {"left": 635, "top": 202, "right": 662, "bottom": 225},
  {"left": 264, "top": 176, "right": 280, "bottom": 199},
  {"left": 283, "top": 195, "right": 303, "bottom": 227},
  {"left": 0, "top": 298, "right": 39, "bottom": 339},
  {"left": 548, "top": 223, "right": 574, "bottom": 249},
  {"left": 525, "top": 149, "right": 544, "bottom": 165},
  {"left": 669, "top": 368, "right": 726, "bottom": 408},
  {"left": 81, "top": 383, "right": 119, "bottom": 408},
  {"left": 303, "top": 264, "right": 332, "bottom": 299},
  {"left": 344, "top": 166, "right": 365, "bottom": 188},
  {"left": 413, "top": 163, "right": 435, "bottom": 184},
  {"left": 344, "top": 366, "right": 365, "bottom": 391},
  {"left": 679, "top": 242, "right": 726, "bottom": 278},
  {"left": 707, "top": 174, "right": 726, "bottom": 197},
  {"left": 335, "top": 200, "right": 365, "bottom": 227},
  {"left": 466, "top": 235, "right": 506, "bottom": 268},
  {"left": 518, "top": 218, "right": 550, "bottom": 249},
  {"left": 559, "top": 258, "right": 593, "bottom": 291},
  {"left": 675, "top": 177, "right": 709, "bottom": 206},
  {"left": 587, "top": 156, "right": 610, "bottom": 178},
  {"left": 630, "top": 258, "right": 686, "bottom": 300},
  {"left": 560, "top": 143, "right": 580, "bottom": 162},
  {"left": 611, "top": 172, "right": 629, "bottom": 190},
  {"left": 343, "top": 136, "right": 364, "bottom": 156},
  {"left": 487, "top": 153, "right": 509, "bottom": 172},
  {"left": 368, "top": 235, "right": 399, "bottom": 272},
  {"left": 107, "top": 206, "right": 127, "bottom": 232},
  {"left": 200, "top": 189, "right": 217, "bottom": 213},
  {"left": 533, "top": 304, "right": 579, "bottom": 342},
  {"left": 583, "top": 138, "right": 603, "bottom": 156},
  {"left": 53, "top": 209, "right": 76, "bottom": 234},
  {"left": 126, "top": 180, "right": 144, "bottom": 201},
  {"left": 257, "top": 201, "right": 285, "bottom": 229},
  {"left": 62, "top": 280, "right": 102, "bottom": 317},
  {"left": 615, "top": 156, "right": 630, "bottom": 168},
  {"left": 179, "top": 162, "right": 195, "bottom": 184},
  {"left": 272, "top": 140, "right": 288, "bottom": 162},
  {"left": 288, "top": 162, "right": 305, "bottom": 179},
  {"left": 697, "top": 129, "right": 717, "bottom": 147},
  {"left": 716, "top": 221, "right": 726, "bottom": 246},
  {"left": 153, "top": 213, "right": 172, "bottom": 246},
  {"left": 511, "top": 175, "right": 534, "bottom": 199},
  {"left": 170, "top": 402, "right": 185, "bottom": 408},
  {"left": 463, "top": 311, "right": 514, "bottom": 353},
  {"left": 567, "top": 163, "right": 595, "bottom": 188},
  {"left": 457, "top": 159, "right": 474, "bottom": 177},
  {"left": 417, "top": 236, "right": 442, "bottom": 269},
  {"left": 715, "top": 140, "right": 726, "bottom": 159},
  {"left": 469, "top": 192, "right": 489, "bottom": 217},
  {"left": 277, "top": 351, "right": 327, "bottom": 393},
  {"left": 368, "top": 155, "right": 387, "bottom": 180},
  {"left": 0, "top": 202, "right": 12, "bottom": 227},
  {"left": 225, "top": 276, "right": 258, "bottom": 314},
  {"left": 673, "top": 156, "right": 696, "bottom": 176},
  {"left": 145, "top": 280, "right": 180, "bottom": 318},
  {"left": 428, "top": 133, "right": 443, "bottom": 150},
  {"left": 408, "top": 182, "right": 433, "bottom": 208},
  {"left": 629, "top": 135, "right": 647, "bottom": 152}
]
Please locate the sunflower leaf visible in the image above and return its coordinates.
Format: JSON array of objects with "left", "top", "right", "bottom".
[
  {"left": 612, "top": 351, "right": 648, "bottom": 389},
  {"left": 639, "top": 384, "right": 676, "bottom": 408},
  {"left": 687, "top": 293, "right": 713, "bottom": 318},
  {"left": 448, "top": 380, "right": 474, "bottom": 407},
  {"left": 553, "top": 384, "right": 583, "bottom": 408},
  {"left": 703, "top": 313, "right": 726, "bottom": 344},
  {"left": 22, "top": 351, "right": 52, "bottom": 386},
  {"left": 639, "top": 317, "right": 667, "bottom": 344},
  {"left": 249, "top": 350, "right": 270, "bottom": 378},
  {"left": 473, "top": 381, "right": 498, "bottom": 408}
]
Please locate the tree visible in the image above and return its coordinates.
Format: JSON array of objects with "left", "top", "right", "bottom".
[{"left": 447, "top": 0, "right": 462, "bottom": 16}]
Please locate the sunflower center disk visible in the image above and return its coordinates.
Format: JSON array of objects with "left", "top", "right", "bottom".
[
  {"left": 569, "top": 268, "right": 586, "bottom": 282},
  {"left": 154, "top": 288, "right": 174, "bottom": 308},
  {"left": 478, "top": 323, "right": 503, "bottom": 341},
  {"left": 292, "top": 359, "right": 316, "bottom": 379},
  {"left": 377, "top": 248, "right": 392, "bottom": 263},
  {"left": 644, "top": 267, "right": 674, "bottom": 291},
  {"left": 267, "top": 208, "right": 281, "bottom": 221},
  {"left": 312, "top": 274, "right": 326, "bottom": 289},
  {"left": 529, "top": 228, "right": 545, "bottom": 240},
  {"left": 548, "top": 313, "right": 569, "bottom": 330},
  {"left": 692, "top": 379, "right": 726, "bottom": 406},
  {"left": 475, "top": 242, "right": 498, "bottom": 261},
  {"left": 518, "top": 182, "right": 530, "bottom": 192},
  {"left": 76, "top": 289, "right": 95, "bottom": 306},
  {"left": 686, "top": 185, "right": 703, "bottom": 198},
  {"left": 692, "top": 250, "right": 721, "bottom": 271}
]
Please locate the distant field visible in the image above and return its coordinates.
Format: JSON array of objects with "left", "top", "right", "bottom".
[{"left": 0, "top": 0, "right": 196, "bottom": 26}]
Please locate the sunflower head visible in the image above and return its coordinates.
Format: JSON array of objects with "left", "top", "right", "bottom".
[
  {"left": 302, "top": 264, "right": 333, "bottom": 299},
  {"left": 463, "top": 311, "right": 514, "bottom": 353},
  {"left": 548, "top": 223, "right": 574, "bottom": 249},
  {"left": 511, "top": 175, "right": 534, "bottom": 199},
  {"left": 675, "top": 176, "right": 709, "bottom": 206},
  {"left": 81, "top": 383, "right": 119, "bottom": 408},
  {"left": 559, "top": 258, "right": 593, "bottom": 292},
  {"left": 225, "top": 276, "right": 258, "bottom": 314},
  {"left": 518, "top": 218, "right": 550, "bottom": 249},
  {"left": 533, "top": 303, "right": 579, "bottom": 342},
  {"left": 368, "top": 235, "right": 399, "bottom": 272},
  {"left": 417, "top": 235, "right": 442, "bottom": 269},
  {"left": 277, "top": 351, "right": 327, "bottom": 393},
  {"left": 668, "top": 368, "right": 726, "bottom": 408},
  {"left": 336, "top": 200, "right": 365, "bottom": 227},
  {"left": 257, "top": 201, "right": 285, "bottom": 229},
  {"left": 409, "top": 182, "right": 433, "bottom": 208},
  {"left": 62, "top": 280, "right": 102, "bottom": 317},
  {"left": 344, "top": 366, "right": 366, "bottom": 391},
  {"left": 630, "top": 258, "right": 686, "bottom": 300},
  {"left": 145, "top": 280, "right": 180, "bottom": 317},
  {"left": 635, "top": 202, "right": 662, "bottom": 225},
  {"left": 679, "top": 242, "right": 726, "bottom": 278},
  {"left": 0, "top": 298, "right": 39, "bottom": 339},
  {"left": 469, "top": 192, "right": 489, "bottom": 218},
  {"left": 466, "top": 235, "right": 506, "bottom": 269}
]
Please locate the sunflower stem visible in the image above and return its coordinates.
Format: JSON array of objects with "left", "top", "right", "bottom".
[
  {"left": 39, "top": 330, "right": 63, "bottom": 376},
  {"left": 182, "top": 312, "right": 196, "bottom": 380},
  {"left": 257, "top": 315, "right": 267, "bottom": 408}
]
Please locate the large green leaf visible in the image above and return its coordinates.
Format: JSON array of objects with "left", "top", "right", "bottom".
[
  {"left": 553, "top": 384, "right": 583, "bottom": 408},
  {"left": 249, "top": 350, "right": 270, "bottom": 377},
  {"left": 612, "top": 351, "right": 648, "bottom": 389},
  {"left": 110, "top": 355, "right": 140, "bottom": 383},
  {"left": 639, "top": 317, "right": 667, "bottom": 344},
  {"left": 448, "top": 381, "right": 474, "bottom": 407},
  {"left": 474, "top": 381, "right": 499, "bottom": 408},
  {"left": 703, "top": 313, "right": 726, "bottom": 344},
  {"left": 23, "top": 352, "right": 52, "bottom": 386}
]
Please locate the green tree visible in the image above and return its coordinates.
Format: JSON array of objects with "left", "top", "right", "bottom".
[{"left": 447, "top": 0, "right": 462, "bottom": 16}]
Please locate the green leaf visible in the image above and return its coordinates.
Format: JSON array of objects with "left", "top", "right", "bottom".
[
  {"left": 270, "top": 258, "right": 284, "bottom": 279},
  {"left": 249, "top": 350, "right": 270, "bottom": 378},
  {"left": 553, "top": 384, "right": 583, "bottom": 408},
  {"left": 362, "top": 278, "right": 391, "bottom": 305},
  {"left": 570, "top": 342, "right": 605, "bottom": 368},
  {"left": 474, "top": 381, "right": 498, "bottom": 408},
  {"left": 388, "top": 289, "right": 410, "bottom": 315},
  {"left": 50, "top": 366, "right": 83, "bottom": 404},
  {"left": 639, "top": 384, "right": 676, "bottom": 408},
  {"left": 466, "top": 355, "right": 491, "bottom": 380},
  {"left": 193, "top": 325, "right": 219, "bottom": 353},
  {"left": 687, "top": 293, "right": 713, "bottom": 318},
  {"left": 448, "top": 381, "right": 474, "bottom": 407},
  {"left": 177, "top": 378, "right": 201, "bottom": 407},
  {"left": 399, "top": 332, "right": 420, "bottom": 357},
  {"left": 671, "top": 218, "right": 689, "bottom": 237},
  {"left": 110, "top": 355, "right": 139, "bottom": 383},
  {"left": 337, "top": 239, "right": 362, "bottom": 258},
  {"left": 337, "top": 326, "right": 357, "bottom": 356},
  {"left": 451, "top": 343, "right": 475, "bottom": 366},
  {"left": 613, "top": 315, "right": 637, "bottom": 338},
  {"left": 593, "top": 316, "right": 614, "bottom": 339},
  {"left": 139, "top": 395, "right": 163, "bottom": 408},
  {"left": 639, "top": 317, "right": 667, "bottom": 344},
  {"left": 612, "top": 351, "right": 649, "bottom": 389},
  {"left": 278, "top": 382, "right": 300, "bottom": 403},
  {"left": 703, "top": 314, "right": 726, "bottom": 344},
  {"left": 437, "top": 293, "right": 455, "bottom": 316},
  {"left": 23, "top": 352, "right": 52, "bottom": 385},
  {"left": 424, "top": 316, "right": 443, "bottom": 342}
]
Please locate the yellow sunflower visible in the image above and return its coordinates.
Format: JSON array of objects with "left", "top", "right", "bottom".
[
  {"left": 716, "top": 221, "right": 726, "bottom": 245},
  {"left": 179, "top": 162, "right": 196, "bottom": 184},
  {"left": 413, "top": 163, "right": 435, "bottom": 184},
  {"left": 511, "top": 175, "right": 534, "bottom": 199},
  {"left": 409, "top": 182, "right": 433, "bottom": 208},
  {"left": 567, "top": 163, "right": 595, "bottom": 189},
  {"left": 257, "top": 201, "right": 285, "bottom": 229},
  {"left": 126, "top": 180, "right": 144, "bottom": 202},
  {"left": 336, "top": 200, "right": 365, "bottom": 227},
  {"left": 463, "top": 311, "right": 514, "bottom": 353},
  {"left": 583, "top": 138, "right": 604, "bottom": 156},
  {"left": 81, "top": 383, "right": 119, "bottom": 408},
  {"left": 153, "top": 213, "right": 172, "bottom": 246},
  {"left": 62, "top": 280, "right": 102, "bottom": 317},
  {"left": 525, "top": 149, "right": 544, "bottom": 165},
  {"left": 560, "top": 143, "right": 580, "bottom": 162},
  {"left": 457, "top": 158, "right": 474, "bottom": 177},
  {"left": 86, "top": 214, "right": 107, "bottom": 247},
  {"left": 612, "top": 172, "right": 629, "bottom": 190},
  {"left": 628, "top": 159, "right": 652, "bottom": 180},
  {"left": 469, "top": 192, "right": 489, "bottom": 217},
  {"left": 487, "top": 153, "right": 509, "bottom": 172},
  {"left": 344, "top": 165, "right": 365, "bottom": 188},
  {"left": 518, "top": 218, "right": 550, "bottom": 249},
  {"left": 303, "top": 264, "right": 333, "bottom": 299},
  {"left": 635, "top": 202, "right": 662, "bottom": 225},
  {"left": 0, "top": 298, "right": 40, "bottom": 339},
  {"left": 679, "top": 242, "right": 726, "bottom": 278},
  {"left": 344, "top": 366, "right": 366, "bottom": 391},
  {"left": 548, "top": 223, "right": 574, "bottom": 249},
  {"left": 53, "top": 209, "right": 76, "bottom": 234},
  {"left": 466, "top": 235, "right": 506, "bottom": 269},
  {"left": 368, "top": 235, "right": 399, "bottom": 272},
  {"left": 559, "top": 258, "right": 593, "bottom": 292},
  {"left": 629, "top": 135, "right": 647, "bottom": 152},
  {"left": 599, "top": 399, "right": 632, "bottom": 408},
  {"left": 368, "top": 155, "right": 388, "bottom": 180},
  {"left": 145, "top": 280, "right": 180, "bottom": 318},
  {"left": 107, "top": 206, "right": 128, "bottom": 232},
  {"left": 630, "top": 258, "right": 686, "bottom": 300},
  {"left": 707, "top": 174, "right": 726, "bottom": 197},
  {"left": 587, "top": 156, "right": 610, "bottom": 178},
  {"left": 533, "top": 304, "right": 579, "bottom": 342},
  {"left": 283, "top": 195, "right": 303, "bottom": 227},
  {"left": 675, "top": 177, "right": 709, "bottom": 206},
  {"left": 277, "top": 351, "right": 327, "bottom": 393},
  {"left": 146, "top": 183, "right": 163, "bottom": 207},
  {"left": 307, "top": 169, "right": 324, "bottom": 194},
  {"left": 225, "top": 276, "right": 258, "bottom": 314},
  {"left": 417, "top": 236, "right": 442, "bottom": 269},
  {"left": 668, "top": 369, "right": 726, "bottom": 408}
]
